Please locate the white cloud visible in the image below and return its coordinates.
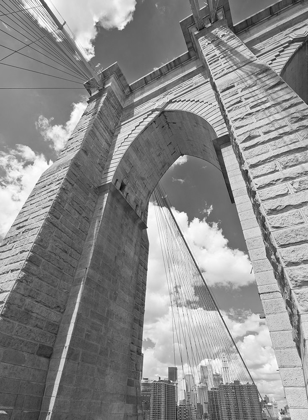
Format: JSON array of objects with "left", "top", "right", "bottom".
[
  {"left": 36, "top": 102, "right": 87, "bottom": 152},
  {"left": 172, "top": 155, "right": 188, "bottom": 167},
  {"left": 0, "top": 145, "right": 52, "bottom": 239},
  {"left": 143, "top": 202, "right": 284, "bottom": 401},
  {"left": 25, "top": 0, "right": 137, "bottom": 59},
  {"left": 143, "top": 306, "right": 284, "bottom": 400},
  {"left": 148, "top": 202, "right": 254, "bottom": 290},
  {"left": 1, "top": 101, "right": 86, "bottom": 240},
  {"left": 172, "top": 177, "right": 185, "bottom": 184}
]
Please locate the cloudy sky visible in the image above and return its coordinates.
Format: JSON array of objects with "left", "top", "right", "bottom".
[{"left": 0, "top": 0, "right": 285, "bottom": 403}]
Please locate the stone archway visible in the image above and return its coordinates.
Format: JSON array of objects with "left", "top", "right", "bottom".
[
  {"left": 111, "top": 110, "right": 222, "bottom": 214},
  {"left": 41, "top": 109, "right": 226, "bottom": 420},
  {"left": 1, "top": 9, "right": 308, "bottom": 418}
]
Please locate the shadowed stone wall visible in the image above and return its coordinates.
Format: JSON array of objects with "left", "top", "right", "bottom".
[{"left": 0, "top": 76, "right": 125, "bottom": 419}]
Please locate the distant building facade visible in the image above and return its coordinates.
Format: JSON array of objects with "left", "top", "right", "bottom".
[
  {"left": 208, "top": 389, "right": 221, "bottom": 420},
  {"left": 168, "top": 367, "right": 178, "bottom": 382},
  {"left": 150, "top": 379, "right": 177, "bottom": 420},
  {"left": 141, "top": 378, "right": 152, "bottom": 420},
  {"left": 208, "top": 381, "right": 262, "bottom": 420}
]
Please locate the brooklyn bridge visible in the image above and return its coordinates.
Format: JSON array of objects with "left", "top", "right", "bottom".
[{"left": 0, "top": 0, "right": 308, "bottom": 419}]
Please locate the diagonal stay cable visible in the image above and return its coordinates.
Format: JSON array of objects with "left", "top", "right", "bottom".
[
  {"left": 19, "top": 1, "right": 90, "bottom": 77},
  {"left": 1, "top": 2, "right": 88, "bottom": 79},
  {"left": 1, "top": 2, "right": 86, "bottom": 80},
  {"left": 156, "top": 183, "right": 255, "bottom": 381},
  {"left": 0, "top": 42, "right": 85, "bottom": 80},
  {"left": 0, "top": 61, "right": 83, "bottom": 84},
  {"left": 0, "top": 28, "right": 64, "bottom": 63},
  {"left": 20, "top": 0, "right": 93, "bottom": 80},
  {"left": 7, "top": 0, "right": 94, "bottom": 83},
  {"left": 0, "top": 87, "right": 84, "bottom": 89},
  {"left": 0, "top": 5, "right": 43, "bottom": 17},
  {"left": 0, "top": 23, "right": 84, "bottom": 79},
  {"left": 153, "top": 183, "right": 271, "bottom": 414}
]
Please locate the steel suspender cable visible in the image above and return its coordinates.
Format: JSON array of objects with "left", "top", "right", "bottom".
[
  {"left": 151, "top": 183, "right": 273, "bottom": 418},
  {"left": 152, "top": 184, "right": 255, "bottom": 383},
  {"left": 0, "top": 5, "right": 43, "bottom": 17},
  {"left": 7, "top": 1, "right": 89, "bottom": 77},
  {"left": 0, "top": 0, "right": 99, "bottom": 88}
]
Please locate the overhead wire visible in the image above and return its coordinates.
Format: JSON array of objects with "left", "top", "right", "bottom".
[
  {"left": 0, "top": 61, "right": 83, "bottom": 84},
  {"left": 0, "top": 87, "right": 84, "bottom": 89},
  {"left": 0, "top": 14, "right": 84, "bottom": 80},
  {"left": 21, "top": 0, "right": 90, "bottom": 76},
  {"left": 152, "top": 183, "right": 272, "bottom": 417},
  {"left": 0, "top": 5, "right": 43, "bottom": 17},
  {"left": 0, "top": 0, "right": 94, "bottom": 85},
  {"left": 0, "top": 23, "right": 84, "bottom": 79},
  {"left": 43, "top": 0, "right": 92, "bottom": 66},
  {"left": 7, "top": 0, "right": 88, "bottom": 78},
  {"left": 0, "top": 42, "right": 86, "bottom": 80},
  {"left": 152, "top": 184, "right": 255, "bottom": 385}
]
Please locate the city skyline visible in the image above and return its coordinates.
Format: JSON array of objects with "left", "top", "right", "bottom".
[{"left": 141, "top": 364, "right": 272, "bottom": 420}]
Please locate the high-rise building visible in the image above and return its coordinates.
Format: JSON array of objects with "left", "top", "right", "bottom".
[
  {"left": 218, "top": 381, "right": 262, "bottom": 420},
  {"left": 200, "top": 365, "right": 209, "bottom": 384},
  {"left": 184, "top": 373, "right": 197, "bottom": 418},
  {"left": 197, "top": 383, "right": 208, "bottom": 406},
  {"left": 168, "top": 367, "right": 178, "bottom": 382},
  {"left": 141, "top": 378, "right": 152, "bottom": 420},
  {"left": 207, "top": 364, "right": 214, "bottom": 390},
  {"left": 208, "top": 381, "right": 262, "bottom": 420},
  {"left": 177, "top": 403, "right": 197, "bottom": 420},
  {"left": 222, "top": 354, "right": 231, "bottom": 384},
  {"left": 208, "top": 388, "right": 221, "bottom": 420},
  {"left": 150, "top": 379, "right": 176, "bottom": 420}
]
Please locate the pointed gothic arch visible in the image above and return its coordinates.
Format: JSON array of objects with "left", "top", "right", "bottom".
[{"left": 110, "top": 110, "right": 224, "bottom": 216}]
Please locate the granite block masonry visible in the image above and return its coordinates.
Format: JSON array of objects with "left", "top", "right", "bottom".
[{"left": 1, "top": 1, "right": 308, "bottom": 418}]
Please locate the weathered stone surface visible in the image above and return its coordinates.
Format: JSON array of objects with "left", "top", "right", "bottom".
[
  {"left": 274, "top": 226, "right": 308, "bottom": 247},
  {"left": 264, "top": 191, "right": 308, "bottom": 215},
  {"left": 281, "top": 244, "right": 308, "bottom": 266},
  {"left": 287, "top": 266, "right": 308, "bottom": 288},
  {"left": 262, "top": 297, "right": 287, "bottom": 315},
  {"left": 288, "top": 408, "right": 308, "bottom": 420},
  {"left": 285, "top": 387, "right": 308, "bottom": 408},
  {"left": 270, "top": 331, "right": 295, "bottom": 349},
  {"left": 268, "top": 210, "right": 304, "bottom": 230},
  {"left": 258, "top": 183, "right": 289, "bottom": 201},
  {"left": 291, "top": 177, "right": 308, "bottom": 193},
  {"left": 293, "top": 288, "right": 308, "bottom": 313},
  {"left": 275, "top": 348, "right": 302, "bottom": 369}
]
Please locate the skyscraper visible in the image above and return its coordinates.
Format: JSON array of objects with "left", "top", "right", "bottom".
[
  {"left": 168, "top": 366, "right": 178, "bottom": 382},
  {"left": 222, "top": 354, "right": 231, "bottom": 384},
  {"left": 208, "top": 388, "right": 221, "bottom": 420},
  {"left": 177, "top": 403, "right": 198, "bottom": 420},
  {"left": 150, "top": 379, "right": 177, "bottom": 420},
  {"left": 208, "top": 381, "right": 263, "bottom": 420},
  {"left": 141, "top": 378, "right": 152, "bottom": 420},
  {"left": 198, "top": 365, "right": 209, "bottom": 416},
  {"left": 200, "top": 365, "right": 209, "bottom": 384},
  {"left": 206, "top": 364, "right": 215, "bottom": 390}
]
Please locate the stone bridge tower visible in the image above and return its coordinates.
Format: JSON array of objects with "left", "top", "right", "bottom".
[{"left": 1, "top": 0, "right": 308, "bottom": 419}]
